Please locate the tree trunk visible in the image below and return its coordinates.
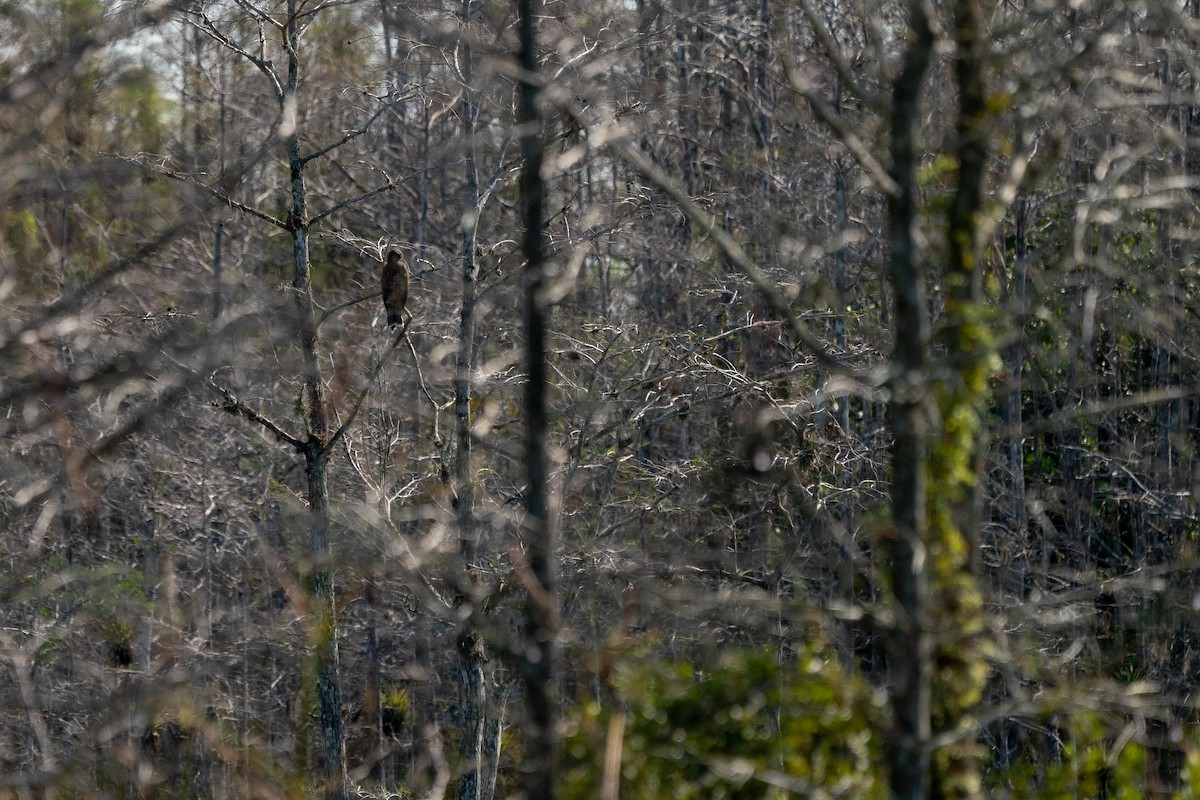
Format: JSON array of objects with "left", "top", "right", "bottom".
[
  {"left": 1000, "top": 193, "right": 1029, "bottom": 591},
  {"left": 929, "top": 3, "right": 991, "bottom": 796},
  {"left": 283, "top": 4, "right": 345, "bottom": 796},
  {"left": 517, "top": 1, "right": 558, "bottom": 797},
  {"left": 454, "top": 3, "right": 492, "bottom": 797},
  {"left": 883, "top": 3, "right": 935, "bottom": 798}
]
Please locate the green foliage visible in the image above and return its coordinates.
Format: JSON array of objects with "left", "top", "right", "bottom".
[
  {"left": 925, "top": 298, "right": 1000, "bottom": 798},
  {"left": 563, "top": 646, "right": 885, "bottom": 799},
  {"left": 381, "top": 686, "right": 410, "bottom": 715},
  {"left": 107, "top": 65, "right": 172, "bottom": 153},
  {"left": 380, "top": 686, "right": 411, "bottom": 740},
  {"left": 2, "top": 208, "right": 40, "bottom": 259},
  {"left": 56, "top": 0, "right": 103, "bottom": 39},
  {"left": 991, "top": 713, "right": 1147, "bottom": 800},
  {"left": 1173, "top": 746, "right": 1200, "bottom": 800}
]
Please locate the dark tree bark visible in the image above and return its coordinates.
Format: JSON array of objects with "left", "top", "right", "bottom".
[
  {"left": 177, "top": 3, "right": 352, "bottom": 794},
  {"left": 283, "top": 3, "right": 345, "bottom": 796},
  {"left": 883, "top": 2, "right": 935, "bottom": 799},
  {"left": 930, "top": 3, "right": 991, "bottom": 797},
  {"left": 945, "top": 0, "right": 989, "bottom": 551},
  {"left": 999, "top": 193, "right": 1030, "bottom": 591},
  {"left": 455, "top": 3, "right": 489, "bottom": 799},
  {"left": 517, "top": 0, "right": 558, "bottom": 797}
]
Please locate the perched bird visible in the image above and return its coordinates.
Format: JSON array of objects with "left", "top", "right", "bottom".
[{"left": 381, "top": 249, "right": 409, "bottom": 326}]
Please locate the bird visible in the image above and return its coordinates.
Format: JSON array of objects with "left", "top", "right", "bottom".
[{"left": 381, "top": 249, "right": 409, "bottom": 326}]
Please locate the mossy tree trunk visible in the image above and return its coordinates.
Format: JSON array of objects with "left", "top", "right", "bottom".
[
  {"left": 883, "top": 3, "right": 935, "bottom": 797},
  {"left": 885, "top": 2, "right": 993, "bottom": 799}
]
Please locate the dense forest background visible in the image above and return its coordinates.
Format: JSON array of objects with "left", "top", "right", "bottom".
[{"left": 3, "top": 0, "right": 1200, "bottom": 798}]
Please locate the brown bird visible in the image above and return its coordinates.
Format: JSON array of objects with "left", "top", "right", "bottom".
[{"left": 381, "top": 249, "right": 409, "bottom": 326}]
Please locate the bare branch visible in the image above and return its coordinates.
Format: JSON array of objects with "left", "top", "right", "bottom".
[
  {"left": 301, "top": 98, "right": 397, "bottom": 165},
  {"left": 231, "top": 0, "right": 284, "bottom": 30},
  {"left": 476, "top": 134, "right": 517, "bottom": 213},
  {"left": 310, "top": 178, "right": 398, "bottom": 226},
  {"left": 152, "top": 164, "right": 289, "bottom": 229},
  {"left": 185, "top": 8, "right": 284, "bottom": 102},
  {"left": 783, "top": 58, "right": 900, "bottom": 198},
  {"left": 209, "top": 379, "right": 305, "bottom": 451},
  {"left": 796, "top": 0, "right": 882, "bottom": 109},
  {"left": 610, "top": 136, "right": 844, "bottom": 371}
]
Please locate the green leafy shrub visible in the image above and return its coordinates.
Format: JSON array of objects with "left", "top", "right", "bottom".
[{"left": 563, "top": 645, "right": 885, "bottom": 799}]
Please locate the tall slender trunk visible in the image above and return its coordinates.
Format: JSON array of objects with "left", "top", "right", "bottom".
[
  {"left": 1001, "top": 193, "right": 1029, "bottom": 590},
  {"left": 884, "top": 3, "right": 934, "bottom": 799},
  {"left": 455, "top": 3, "right": 490, "bottom": 798},
  {"left": 517, "top": 1, "right": 558, "bottom": 797},
  {"left": 929, "top": 3, "right": 991, "bottom": 797},
  {"left": 282, "top": 5, "right": 345, "bottom": 797},
  {"left": 753, "top": 0, "right": 771, "bottom": 150},
  {"left": 944, "top": 0, "right": 989, "bottom": 553}
]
